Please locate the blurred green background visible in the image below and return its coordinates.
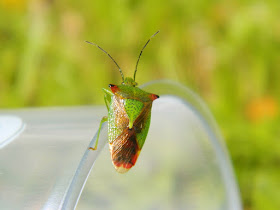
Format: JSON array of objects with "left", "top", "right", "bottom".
[{"left": 0, "top": 0, "right": 279, "bottom": 209}]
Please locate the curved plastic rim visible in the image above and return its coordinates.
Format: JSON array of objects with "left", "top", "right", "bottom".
[{"left": 0, "top": 115, "right": 25, "bottom": 149}]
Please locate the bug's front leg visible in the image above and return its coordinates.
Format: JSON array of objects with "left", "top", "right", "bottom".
[
  {"left": 89, "top": 116, "right": 108, "bottom": 150},
  {"left": 102, "top": 88, "right": 113, "bottom": 111}
]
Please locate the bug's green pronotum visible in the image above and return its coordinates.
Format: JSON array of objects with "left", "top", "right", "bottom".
[{"left": 86, "top": 31, "right": 159, "bottom": 173}]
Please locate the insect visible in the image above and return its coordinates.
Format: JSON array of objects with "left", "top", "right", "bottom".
[{"left": 86, "top": 31, "right": 160, "bottom": 173}]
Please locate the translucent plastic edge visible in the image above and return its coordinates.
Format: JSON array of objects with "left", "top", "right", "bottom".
[
  {"left": 60, "top": 122, "right": 108, "bottom": 210},
  {"left": 0, "top": 115, "right": 26, "bottom": 149}
]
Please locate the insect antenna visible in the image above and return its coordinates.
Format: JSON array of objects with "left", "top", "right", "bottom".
[
  {"left": 85, "top": 41, "right": 125, "bottom": 82},
  {"left": 133, "top": 30, "right": 160, "bottom": 82}
]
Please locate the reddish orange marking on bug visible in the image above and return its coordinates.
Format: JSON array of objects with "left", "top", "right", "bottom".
[
  {"left": 109, "top": 84, "right": 119, "bottom": 93},
  {"left": 149, "top": 94, "right": 159, "bottom": 101}
]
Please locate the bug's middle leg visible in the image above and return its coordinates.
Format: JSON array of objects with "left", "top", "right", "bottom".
[
  {"left": 89, "top": 89, "right": 111, "bottom": 151},
  {"left": 89, "top": 116, "right": 108, "bottom": 150}
]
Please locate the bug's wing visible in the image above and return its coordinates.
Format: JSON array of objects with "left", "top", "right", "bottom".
[
  {"left": 109, "top": 128, "right": 140, "bottom": 173},
  {"left": 132, "top": 102, "right": 152, "bottom": 149}
]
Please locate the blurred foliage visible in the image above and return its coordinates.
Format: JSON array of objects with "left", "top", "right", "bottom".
[{"left": 0, "top": 0, "right": 280, "bottom": 209}]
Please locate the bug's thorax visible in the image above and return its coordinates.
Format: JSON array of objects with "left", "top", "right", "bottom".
[{"left": 109, "top": 77, "right": 159, "bottom": 102}]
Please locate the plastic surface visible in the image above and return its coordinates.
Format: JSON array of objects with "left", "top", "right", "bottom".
[
  {"left": 0, "top": 80, "right": 242, "bottom": 210},
  {"left": 0, "top": 107, "right": 105, "bottom": 209},
  {"left": 0, "top": 116, "right": 25, "bottom": 149}
]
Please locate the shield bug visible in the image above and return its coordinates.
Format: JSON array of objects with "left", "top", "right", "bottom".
[{"left": 86, "top": 31, "right": 160, "bottom": 173}]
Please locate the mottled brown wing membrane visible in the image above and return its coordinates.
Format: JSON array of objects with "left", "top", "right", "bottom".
[{"left": 109, "top": 128, "right": 140, "bottom": 173}]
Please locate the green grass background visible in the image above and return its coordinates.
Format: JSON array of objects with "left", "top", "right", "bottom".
[{"left": 1, "top": 0, "right": 280, "bottom": 209}]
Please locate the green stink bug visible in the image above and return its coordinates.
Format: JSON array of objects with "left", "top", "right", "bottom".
[{"left": 87, "top": 31, "right": 160, "bottom": 173}]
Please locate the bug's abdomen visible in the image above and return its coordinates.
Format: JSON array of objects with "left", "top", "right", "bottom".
[{"left": 109, "top": 128, "right": 140, "bottom": 173}]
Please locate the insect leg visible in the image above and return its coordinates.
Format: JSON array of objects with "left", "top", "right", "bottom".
[
  {"left": 104, "top": 95, "right": 110, "bottom": 111},
  {"left": 102, "top": 88, "right": 113, "bottom": 111},
  {"left": 89, "top": 116, "right": 108, "bottom": 150}
]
